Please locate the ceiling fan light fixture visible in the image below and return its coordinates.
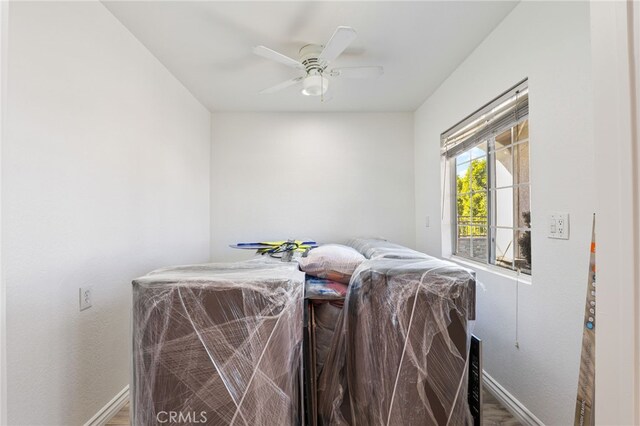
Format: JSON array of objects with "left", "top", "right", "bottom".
[{"left": 301, "top": 75, "right": 329, "bottom": 96}]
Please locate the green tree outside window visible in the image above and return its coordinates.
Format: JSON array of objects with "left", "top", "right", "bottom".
[{"left": 457, "top": 158, "right": 488, "bottom": 237}]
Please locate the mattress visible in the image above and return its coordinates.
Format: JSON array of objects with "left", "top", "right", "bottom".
[{"left": 131, "top": 259, "right": 305, "bottom": 426}]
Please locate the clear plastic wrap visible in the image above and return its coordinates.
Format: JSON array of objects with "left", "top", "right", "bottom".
[
  {"left": 131, "top": 258, "right": 304, "bottom": 426},
  {"left": 317, "top": 256, "right": 476, "bottom": 426},
  {"left": 346, "top": 238, "right": 431, "bottom": 260},
  {"left": 313, "top": 303, "right": 344, "bottom": 375},
  {"left": 305, "top": 277, "right": 349, "bottom": 302}
]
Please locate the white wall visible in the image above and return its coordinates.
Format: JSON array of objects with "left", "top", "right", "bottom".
[
  {"left": 3, "top": 2, "right": 210, "bottom": 425},
  {"left": 414, "top": 2, "right": 593, "bottom": 425},
  {"left": 0, "top": 2, "right": 8, "bottom": 423},
  {"left": 591, "top": 2, "right": 640, "bottom": 423},
  {"left": 210, "top": 113, "right": 414, "bottom": 261}
]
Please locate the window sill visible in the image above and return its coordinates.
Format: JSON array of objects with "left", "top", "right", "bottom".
[{"left": 448, "top": 255, "right": 532, "bottom": 285}]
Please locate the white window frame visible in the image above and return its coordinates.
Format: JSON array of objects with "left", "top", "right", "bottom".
[
  {"left": 441, "top": 80, "right": 531, "bottom": 277},
  {"left": 450, "top": 122, "right": 531, "bottom": 272}
]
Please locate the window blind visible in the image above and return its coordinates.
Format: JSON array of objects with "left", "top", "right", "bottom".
[{"left": 441, "top": 79, "right": 529, "bottom": 157}]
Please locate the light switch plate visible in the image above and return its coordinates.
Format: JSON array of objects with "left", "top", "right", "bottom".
[{"left": 548, "top": 212, "right": 570, "bottom": 239}]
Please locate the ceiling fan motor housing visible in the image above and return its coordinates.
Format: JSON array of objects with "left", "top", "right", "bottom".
[
  {"left": 299, "top": 44, "right": 326, "bottom": 76},
  {"left": 299, "top": 44, "right": 329, "bottom": 96}
]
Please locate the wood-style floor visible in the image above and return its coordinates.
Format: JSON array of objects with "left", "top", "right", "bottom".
[
  {"left": 108, "top": 387, "right": 521, "bottom": 426},
  {"left": 106, "top": 401, "right": 129, "bottom": 425},
  {"left": 482, "top": 389, "right": 523, "bottom": 426}
]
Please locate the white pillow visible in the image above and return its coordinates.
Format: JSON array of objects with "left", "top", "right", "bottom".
[{"left": 298, "top": 244, "right": 365, "bottom": 284}]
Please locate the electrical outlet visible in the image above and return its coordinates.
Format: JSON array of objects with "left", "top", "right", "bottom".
[
  {"left": 79, "top": 287, "right": 93, "bottom": 311},
  {"left": 548, "top": 212, "right": 570, "bottom": 240}
]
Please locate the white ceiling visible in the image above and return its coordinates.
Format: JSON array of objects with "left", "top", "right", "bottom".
[{"left": 103, "top": 1, "right": 517, "bottom": 112}]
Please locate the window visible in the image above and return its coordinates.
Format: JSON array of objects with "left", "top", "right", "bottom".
[{"left": 442, "top": 80, "right": 531, "bottom": 274}]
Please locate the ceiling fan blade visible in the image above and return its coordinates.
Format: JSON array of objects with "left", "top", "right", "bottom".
[
  {"left": 259, "top": 76, "right": 304, "bottom": 94},
  {"left": 253, "top": 45, "right": 304, "bottom": 70},
  {"left": 318, "top": 26, "right": 357, "bottom": 63},
  {"left": 330, "top": 66, "right": 384, "bottom": 79}
]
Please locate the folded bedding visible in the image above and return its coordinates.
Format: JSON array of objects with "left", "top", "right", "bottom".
[
  {"left": 298, "top": 244, "right": 365, "bottom": 283},
  {"left": 305, "top": 277, "right": 349, "bottom": 302}
]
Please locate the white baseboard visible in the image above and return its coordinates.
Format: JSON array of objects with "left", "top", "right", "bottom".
[
  {"left": 483, "top": 371, "right": 544, "bottom": 426},
  {"left": 86, "top": 376, "right": 538, "bottom": 426},
  {"left": 84, "top": 385, "right": 129, "bottom": 426}
]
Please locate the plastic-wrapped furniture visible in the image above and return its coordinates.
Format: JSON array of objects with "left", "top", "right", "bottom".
[
  {"left": 131, "top": 259, "right": 304, "bottom": 426},
  {"left": 303, "top": 279, "right": 348, "bottom": 426},
  {"left": 346, "top": 237, "right": 430, "bottom": 260},
  {"left": 317, "top": 240, "right": 476, "bottom": 425}
]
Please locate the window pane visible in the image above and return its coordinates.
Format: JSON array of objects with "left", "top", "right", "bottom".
[
  {"left": 457, "top": 226, "right": 471, "bottom": 258},
  {"left": 456, "top": 162, "right": 470, "bottom": 195},
  {"left": 456, "top": 151, "right": 471, "bottom": 166},
  {"left": 516, "top": 186, "right": 531, "bottom": 229},
  {"left": 470, "top": 142, "right": 488, "bottom": 160},
  {"left": 470, "top": 158, "right": 488, "bottom": 191},
  {"left": 471, "top": 191, "right": 488, "bottom": 227},
  {"left": 457, "top": 193, "right": 471, "bottom": 227},
  {"left": 495, "top": 187, "right": 514, "bottom": 227},
  {"left": 494, "top": 228, "right": 514, "bottom": 269},
  {"left": 516, "top": 229, "right": 532, "bottom": 274},
  {"left": 458, "top": 224, "right": 471, "bottom": 237},
  {"left": 516, "top": 120, "right": 529, "bottom": 141},
  {"left": 468, "top": 224, "right": 487, "bottom": 237},
  {"left": 515, "top": 141, "right": 529, "bottom": 184},
  {"left": 495, "top": 127, "right": 512, "bottom": 150},
  {"left": 471, "top": 234, "right": 488, "bottom": 263},
  {"left": 495, "top": 147, "right": 513, "bottom": 188}
]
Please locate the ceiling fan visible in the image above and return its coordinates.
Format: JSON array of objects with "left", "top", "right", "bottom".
[{"left": 253, "top": 26, "right": 383, "bottom": 100}]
